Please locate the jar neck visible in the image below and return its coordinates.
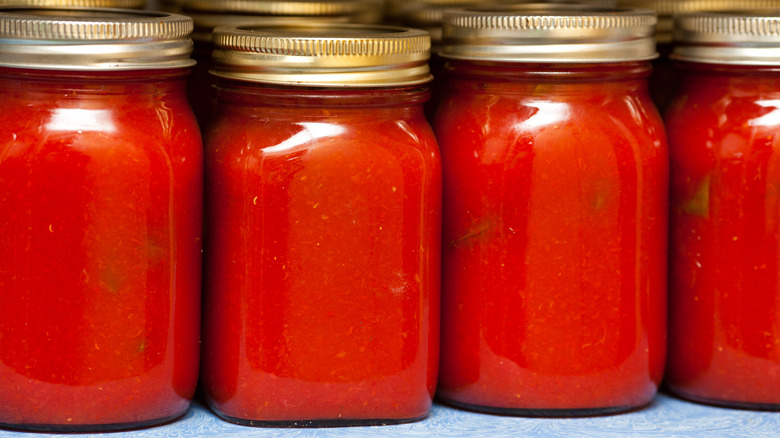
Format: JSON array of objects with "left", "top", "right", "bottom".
[
  {"left": 0, "top": 67, "right": 190, "bottom": 94},
  {"left": 442, "top": 60, "right": 652, "bottom": 83},
  {"left": 213, "top": 78, "right": 431, "bottom": 110},
  {"left": 674, "top": 61, "right": 780, "bottom": 77},
  {"left": 439, "top": 60, "right": 654, "bottom": 104},
  {"left": 674, "top": 61, "right": 780, "bottom": 94}
]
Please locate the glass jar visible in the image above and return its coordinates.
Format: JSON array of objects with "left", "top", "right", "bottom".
[
  {"left": 617, "top": 0, "right": 780, "bottom": 111},
  {"left": 435, "top": 6, "right": 668, "bottom": 415},
  {"left": 181, "top": 0, "right": 383, "bottom": 128},
  {"left": 666, "top": 10, "right": 780, "bottom": 409},
  {"left": 401, "top": 0, "right": 619, "bottom": 122},
  {"left": 202, "top": 23, "right": 441, "bottom": 426},
  {"left": 400, "top": 0, "right": 486, "bottom": 121},
  {"left": 0, "top": 7, "right": 202, "bottom": 432}
]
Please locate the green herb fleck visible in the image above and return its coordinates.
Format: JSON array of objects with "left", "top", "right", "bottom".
[
  {"left": 681, "top": 175, "right": 711, "bottom": 218},
  {"left": 100, "top": 265, "right": 121, "bottom": 294},
  {"left": 592, "top": 190, "right": 607, "bottom": 211},
  {"left": 450, "top": 219, "right": 494, "bottom": 248}
]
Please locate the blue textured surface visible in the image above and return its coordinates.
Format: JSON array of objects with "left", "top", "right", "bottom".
[{"left": 2, "top": 394, "right": 779, "bottom": 437}]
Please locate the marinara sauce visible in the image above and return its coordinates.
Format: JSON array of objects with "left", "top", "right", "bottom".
[
  {"left": 435, "top": 6, "right": 668, "bottom": 415},
  {"left": 666, "top": 11, "right": 780, "bottom": 409},
  {"left": 202, "top": 23, "right": 441, "bottom": 426},
  {"left": 0, "top": 8, "right": 202, "bottom": 432}
]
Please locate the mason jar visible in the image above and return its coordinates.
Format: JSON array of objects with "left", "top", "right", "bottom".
[
  {"left": 666, "top": 9, "right": 780, "bottom": 410},
  {"left": 201, "top": 22, "right": 441, "bottom": 426},
  {"left": 0, "top": 7, "right": 202, "bottom": 431},
  {"left": 180, "top": 0, "right": 383, "bottom": 127},
  {"left": 435, "top": 5, "right": 668, "bottom": 416},
  {"left": 617, "top": 0, "right": 780, "bottom": 111}
]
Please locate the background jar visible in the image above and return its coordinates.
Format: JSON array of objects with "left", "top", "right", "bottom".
[
  {"left": 0, "top": 8, "right": 203, "bottom": 432},
  {"left": 400, "top": 0, "right": 620, "bottom": 122},
  {"left": 617, "top": 0, "right": 780, "bottom": 111},
  {"left": 434, "top": 5, "right": 668, "bottom": 416},
  {"left": 666, "top": 10, "right": 780, "bottom": 410},
  {"left": 180, "top": 0, "right": 383, "bottom": 127},
  {"left": 201, "top": 23, "right": 441, "bottom": 426}
]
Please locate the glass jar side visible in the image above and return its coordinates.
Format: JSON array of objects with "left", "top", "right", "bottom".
[
  {"left": 666, "top": 61, "right": 780, "bottom": 409},
  {"left": 0, "top": 67, "right": 203, "bottom": 432},
  {"left": 201, "top": 79, "right": 442, "bottom": 426},
  {"left": 434, "top": 60, "right": 668, "bottom": 415}
]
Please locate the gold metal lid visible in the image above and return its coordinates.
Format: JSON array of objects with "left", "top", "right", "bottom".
[
  {"left": 181, "top": 0, "right": 383, "bottom": 21},
  {"left": 388, "top": 0, "right": 618, "bottom": 21},
  {"left": 618, "top": 0, "right": 779, "bottom": 16},
  {"left": 153, "top": 0, "right": 180, "bottom": 12},
  {"left": 188, "top": 14, "right": 354, "bottom": 43},
  {"left": 401, "top": 1, "right": 484, "bottom": 48},
  {"left": 210, "top": 22, "right": 431, "bottom": 86},
  {"left": 383, "top": 0, "right": 406, "bottom": 22},
  {"left": 617, "top": 0, "right": 780, "bottom": 43},
  {"left": 440, "top": 5, "right": 657, "bottom": 62},
  {"left": 182, "top": 0, "right": 384, "bottom": 43},
  {"left": 672, "top": 10, "right": 780, "bottom": 65},
  {"left": 402, "top": 1, "right": 612, "bottom": 48},
  {"left": 0, "top": 7, "right": 194, "bottom": 70},
  {"left": 0, "top": 0, "right": 144, "bottom": 7},
  {"left": 571, "top": 0, "right": 617, "bottom": 5}
]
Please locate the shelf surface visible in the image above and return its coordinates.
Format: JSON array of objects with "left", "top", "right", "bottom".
[{"left": 2, "top": 393, "right": 780, "bottom": 437}]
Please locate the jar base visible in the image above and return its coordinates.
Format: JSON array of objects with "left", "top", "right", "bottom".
[
  {"left": 0, "top": 411, "right": 186, "bottom": 433},
  {"left": 667, "top": 389, "right": 780, "bottom": 411},
  {"left": 213, "top": 410, "right": 429, "bottom": 428},
  {"left": 439, "top": 397, "right": 646, "bottom": 417}
]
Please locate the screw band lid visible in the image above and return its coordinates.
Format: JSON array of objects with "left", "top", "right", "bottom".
[
  {"left": 0, "top": 7, "right": 194, "bottom": 70},
  {"left": 211, "top": 22, "right": 431, "bottom": 86}
]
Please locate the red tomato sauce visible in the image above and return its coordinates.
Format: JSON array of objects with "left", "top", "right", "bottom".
[
  {"left": 202, "top": 84, "right": 441, "bottom": 425},
  {"left": 0, "top": 69, "right": 203, "bottom": 429},
  {"left": 666, "top": 63, "right": 780, "bottom": 407},
  {"left": 435, "top": 62, "right": 668, "bottom": 413}
]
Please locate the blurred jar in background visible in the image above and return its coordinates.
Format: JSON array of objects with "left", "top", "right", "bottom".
[
  {"left": 666, "top": 9, "right": 780, "bottom": 410},
  {"left": 400, "top": 0, "right": 616, "bottom": 121},
  {"left": 180, "top": 0, "right": 383, "bottom": 128},
  {"left": 617, "top": 0, "right": 780, "bottom": 112}
]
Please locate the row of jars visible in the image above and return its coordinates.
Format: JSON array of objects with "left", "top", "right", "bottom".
[{"left": 0, "top": 2, "right": 779, "bottom": 432}]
